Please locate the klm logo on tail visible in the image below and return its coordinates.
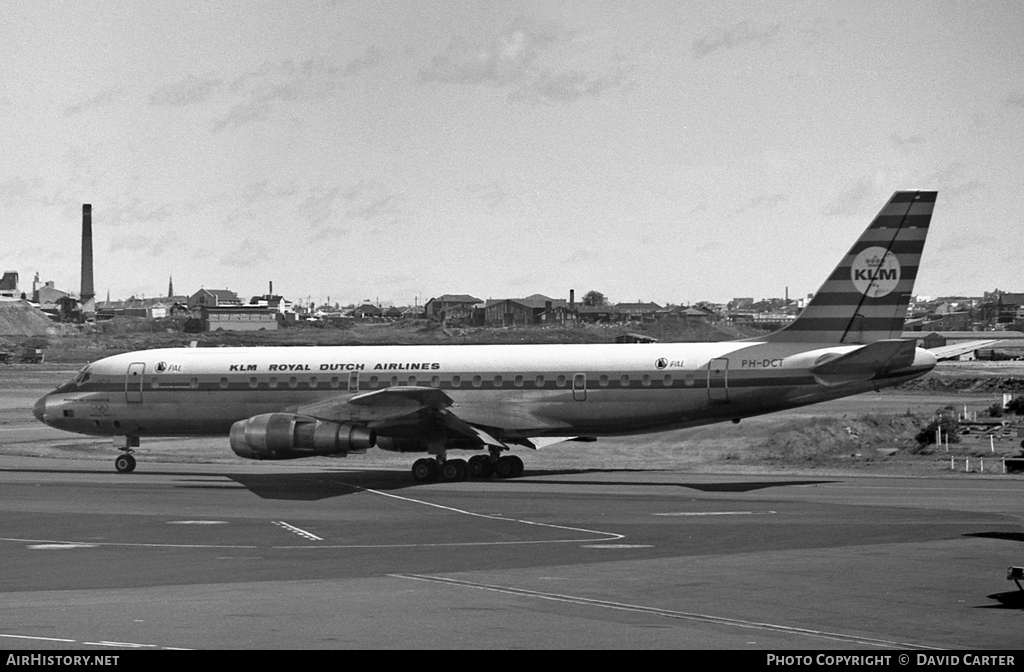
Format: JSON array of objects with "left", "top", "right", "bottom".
[
  {"left": 765, "top": 190, "right": 936, "bottom": 344},
  {"left": 850, "top": 247, "right": 901, "bottom": 298}
]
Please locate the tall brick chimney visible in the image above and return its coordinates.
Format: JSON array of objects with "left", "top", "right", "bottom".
[{"left": 81, "top": 204, "right": 95, "bottom": 316}]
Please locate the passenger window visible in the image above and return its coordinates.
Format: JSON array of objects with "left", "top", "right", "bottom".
[
  {"left": 369, "top": 376, "right": 379, "bottom": 388},
  {"left": 556, "top": 375, "right": 566, "bottom": 387},
  {"left": 249, "top": 377, "right": 258, "bottom": 389},
  {"left": 431, "top": 376, "right": 441, "bottom": 387},
  {"left": 330, "top": 376, "right": 340, "bottom": 389},
  {"left": 514, "top": 375, "right": 524, "bottom": 388},
  {"left": 472, "top": 376, "right": 482, "bottom": 388},
  {"left": 493, "top": 375, "right": 503, "bottom": 387},
  {"left": 269, "top": 377, "right": 278, "bottom": 389},
  {"left": 535, "top": 375, "right": 545, "bottom": 387},
  {"left": 663, "top": 374, "right": 673, "bottom": 387},
  {"left": 289, "top": 377, "right": 298, "bottom": 389},
  {"left": 219, "top": 377, "right": 228, "bottom": 389},
  {"left": 452, "top": 375, "right": 461, "bottom": 388},
  {"left": 599, "top": 375, "right": 609, "bottom": 387},
  {"left": 642, "top": 375, "right": 651, "bottom": 387},
  {"left": 309, "top": 377, "right": 318, "bottom": 389},
  {"left": 620, "top": 374, "right": 630, "bottom": 387}
]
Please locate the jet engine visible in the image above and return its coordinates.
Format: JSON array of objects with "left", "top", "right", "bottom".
[{"left": 229, "top": 413, "right": 375, "bottom": 460}]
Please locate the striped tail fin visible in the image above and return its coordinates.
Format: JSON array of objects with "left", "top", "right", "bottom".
[{"left": 763, "top": 190, "right": 936, "bottom": 344}]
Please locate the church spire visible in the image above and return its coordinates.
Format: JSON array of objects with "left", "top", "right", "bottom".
[{"left": 168, "top": 276, "right": 174, "bottom": 298}]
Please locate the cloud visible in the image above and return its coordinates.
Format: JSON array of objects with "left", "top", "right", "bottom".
[
  {"left": 149, "top": 75, "right": 225, "bottom": 107},
  {"left": 108, "top": 231, "right": 177, "bottom": 256},
  {"left": 0, "top": 176, "right": 43, "bottom": 204},
  {"left": 692, "top": 21, "right": 782, "bottom": 59},
  {"left": 61, "top": 88, "right": 123, "bottom": 117},
  {"left": 341, "top": 181, "right": 404, "bottom": 224},
  {"left": 509, "top": 68, "right": 623, "bottom": 104},
  {"left": 729, "top": 193, "right": 787, "bottom": 217},
  {"left": 467, "top": 182, "right": 507, "bottom": 212},
  {"left": 211, "top": 57, "right": 352, "bottom": 132},
  {"left": 101, "top": 199, "right": 175, "bottom": 228},
  {"left": 419, "top": 17, "right": 629, "bottom": 104},
  {"left": 218, "top": 239, "right": 270, "bottom": 269},
  {"left": 822, "top": 178, "right": 875, "bottom": 217},
  {"left": 891, "top": 133, "right": 927, "bottom": 150}
]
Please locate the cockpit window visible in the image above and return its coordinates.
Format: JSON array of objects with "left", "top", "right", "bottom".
[{"left": 73, "top": 367, "right": 91, "bottom": 386}]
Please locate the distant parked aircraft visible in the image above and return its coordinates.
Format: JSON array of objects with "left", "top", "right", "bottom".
[{"left": 35, "top": 191, "right": 938, "bottom": 480}]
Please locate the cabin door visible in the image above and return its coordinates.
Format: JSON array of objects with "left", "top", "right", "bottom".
[
  {"left": 572, "top": 373, "right": 587, "bottom": 401},
  {"left": 126, "top": 362, "right": 145, "bottom": 403},
  {"left": 707, "top": 358, "right": 729, "bottom": 401}
]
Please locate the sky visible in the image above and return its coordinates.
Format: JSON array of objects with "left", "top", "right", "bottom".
[{"left": 2, "top": 0, "right": 1022, "bottom": 308}]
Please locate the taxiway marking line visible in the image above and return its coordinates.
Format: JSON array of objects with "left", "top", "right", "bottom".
[
  {"left": 0, "top": 634, "right": 76, "bottom": 643},
  {"left": 0, "top": 537, "right": 257, "bottom": 549},
  {"left": 272, "top": 521, "right": 323, "bottom": 541},
  {"left": 351, "top": 483, "right": 624, "bottom": 543},
  {"left": 653, "top": 511, "right": 778, "bottom": 516},
  {"left": 0, "top": 633, "right": 189, "bottom": 650},
  {"left": 390, "top": 574, "right": 943, "bottom": 650}
]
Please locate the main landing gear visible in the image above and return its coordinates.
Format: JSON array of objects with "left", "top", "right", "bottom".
[
  {"left": 114, "top": 436, "right": 140, "bottom": 473},
  {"left": 411, "top": 452, "right": 524, "bottom": 483}
]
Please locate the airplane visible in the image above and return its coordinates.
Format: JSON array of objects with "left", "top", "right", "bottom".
[{"left": 34, "top": 190, "right": 938, "bottom": 480}]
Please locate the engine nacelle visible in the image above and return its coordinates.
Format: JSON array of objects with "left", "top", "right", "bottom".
[{"left": 229, "top": 413, "right": 375, "bottom": 460}]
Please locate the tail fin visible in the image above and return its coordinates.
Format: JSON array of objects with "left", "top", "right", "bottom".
[{"left": 763, "top": 190, "right": 936, "bottom": 344}]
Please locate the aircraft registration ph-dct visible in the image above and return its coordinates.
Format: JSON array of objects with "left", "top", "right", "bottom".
[{"left": 34, "top": 191, "right": 938, "bottom": 481}]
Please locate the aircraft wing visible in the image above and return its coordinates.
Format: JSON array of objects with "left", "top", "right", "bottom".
[
  {"left": 927, "top": 340, "right": 1000, "bottom": 361},
  {"left": 810, "top": 339, "right": 918, "bottom": 385},
  {"left": 293, "top": 387, "right": 510, "bottom": 449}
]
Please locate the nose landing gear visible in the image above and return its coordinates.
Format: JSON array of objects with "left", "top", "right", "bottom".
[{"left": 114, "top": 436, "right": 140, "bottom": 473}]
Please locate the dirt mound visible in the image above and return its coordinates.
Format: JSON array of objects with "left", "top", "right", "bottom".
[
  {"left": 752, "top": 413, "right": 925, "bottom": 465},
  {"left": 0, "top": 300, "right": 59, "bottom": 337},
  {"left": 899, "top": 376, "right": 1024, "bottom": 393}
]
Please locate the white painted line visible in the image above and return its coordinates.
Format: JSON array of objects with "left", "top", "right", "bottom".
[
  {"left": 1, "top": 536, "right": 256, "bottom": 549},
  {"left": 652, "top": 510, "right": 777, "bottom": 517},
  {"left": 83, "top": 641, "right": 158, "bottom": 648},
  {"left": 166, "top": 520, "right": 228, "bottom": 525},
  {"left": 354, "top": 484, "right": 625, "bottom": 544},
  {"left": 0, "top": 634, "right": 77, "bottom": 643},
  {"left": 273, "top": 521, "right": 323, "bottom": 541},
  {"left": 391, "top": 574, "right": 943, "bottom": 650},
  {"left": 28, "top": 543, "right": 97, "bottom": 550},
  {"left": 580, "top": 544, "right": 653, "bottom": 549}
]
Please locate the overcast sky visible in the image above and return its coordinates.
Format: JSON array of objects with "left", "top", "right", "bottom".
[{"left": 3, "top": 0, "right": 1022, "bottom": 307}]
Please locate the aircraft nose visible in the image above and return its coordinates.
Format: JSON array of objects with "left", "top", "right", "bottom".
[{"left": 33, "top": 396, "right": 46, "bottom": 423}]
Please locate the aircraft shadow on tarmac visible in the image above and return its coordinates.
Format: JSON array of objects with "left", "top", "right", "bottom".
[
  {"left": 0, "top": 465, "right": 836, "bottom": 501},
  {"left": 981, "top": 591, "right": 1024, "bottom": 610},
  {"left": 206, "top": 468, "right": 836, "bottom": 501}
]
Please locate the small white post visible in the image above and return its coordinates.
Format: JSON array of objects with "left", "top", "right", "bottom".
[
  {"left": 966, "top": 457, "right": 970, "bottom": 472},
  {"left": 991, "top": 436, "right": 995, "bottom": 453}
]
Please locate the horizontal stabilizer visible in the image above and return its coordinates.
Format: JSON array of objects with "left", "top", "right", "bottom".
[
  {"left": 928, "top": 340, "right": 1000, "bottom": 361},
  {"left": 810, "top": 339, "right": 918, "bottom": 384}
]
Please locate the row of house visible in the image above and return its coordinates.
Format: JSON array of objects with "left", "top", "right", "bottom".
[{"left": 422, "top": 293, "right": 717, "bottom": 327}]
